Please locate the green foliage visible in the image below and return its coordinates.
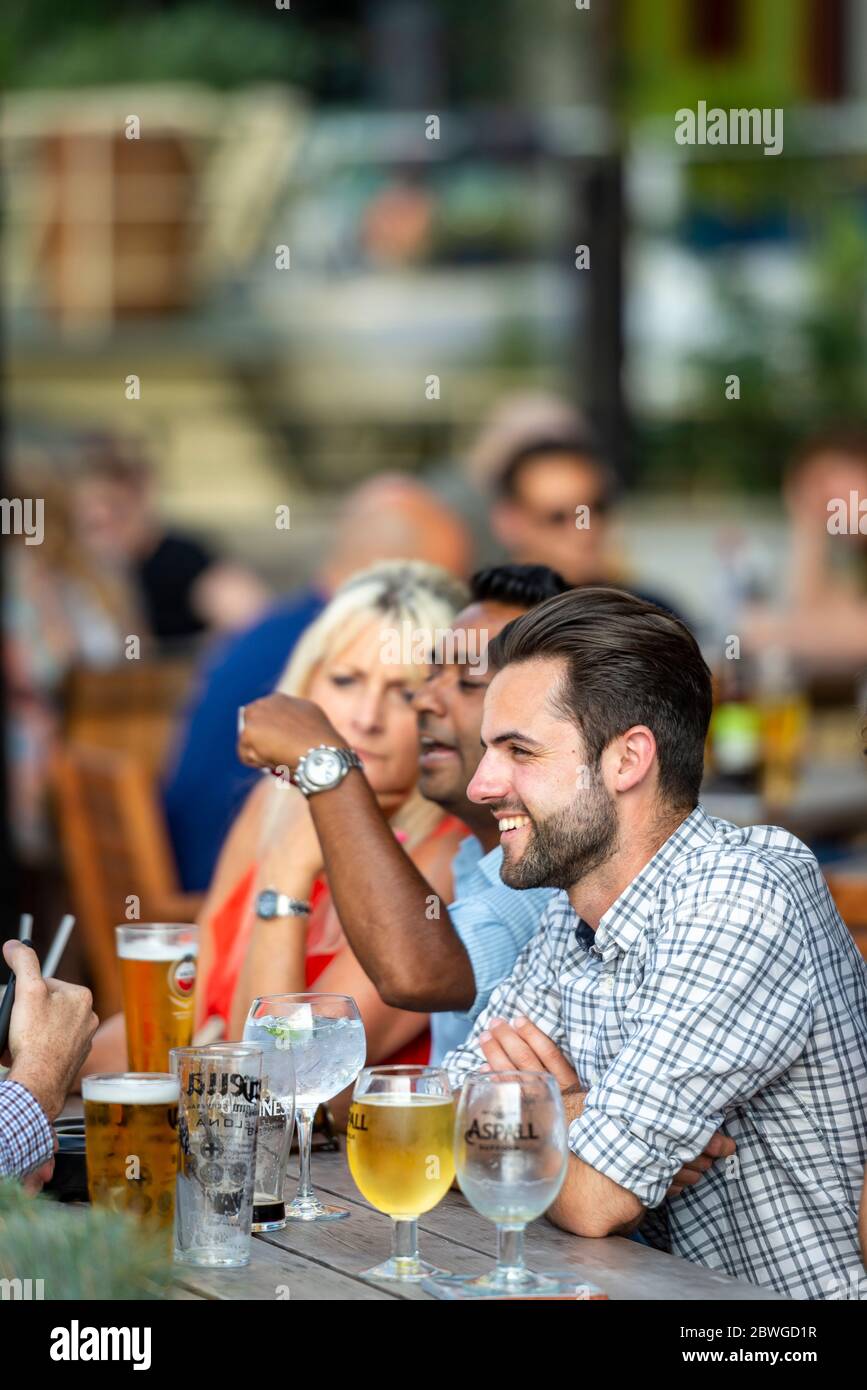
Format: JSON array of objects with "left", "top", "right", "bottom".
[
  {"left": 1, "top": 1, "right": 319, "bottom": 91},
  {"left": 0, "top": 1179, "right": 174, "bottom": 1300}
]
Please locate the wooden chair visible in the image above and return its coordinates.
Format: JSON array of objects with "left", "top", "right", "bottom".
[
  {"left": 51, "top": 744, "right": 202, "bottom": 1017},
  {"left": 825, "top": 873, "right": 867, "bottom": 962},
  {"left": 61, "top": 659, "right": 194, "bottom": 781}
]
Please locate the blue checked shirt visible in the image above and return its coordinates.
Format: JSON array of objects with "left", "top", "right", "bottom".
[
  {"left": 442, "top": 807, "right": 867, "bottom": 1301},
  {"left": 0, "top": 1078, "right": 54, "bottom": 1178},
  {"left": 429, "top": 837, "right": 555, "bottom": 1065}
]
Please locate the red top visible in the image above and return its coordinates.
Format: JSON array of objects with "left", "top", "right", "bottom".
[{"left": 203, "top": 819, "right": 460, "bottom": 1066}]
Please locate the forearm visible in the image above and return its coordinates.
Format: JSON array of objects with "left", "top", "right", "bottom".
[
  {"left": 546, "top": 1152, "right": 645, "bottom": 1238},
  {"left": 229, "top": 916, "right": 308, "bottom": 1039},
  {"left": 241, "top": 920, "right": 308, "bottom": 1012},
  {"left": 310, "top": 772, "right": 475, "bottom": 1010},
  {"left": 545, "top": 1089, "right": 645, "bottom": 1238}
]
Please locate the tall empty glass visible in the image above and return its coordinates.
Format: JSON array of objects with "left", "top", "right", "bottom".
[
  {"left": 116, "top": 924, "right": 199, "bottom": 1071},
  {"left": 244, "top": 993, "right": 365, "bottom": 1222},
  {"left": 347, "top": 1065, "right": 455, "bottom": 1280},
  {"left": 425, "top": 1070, "right": 573, "bottom": 1299},
  {"left": 170, "top": 1042, "right": 262, "bottom": 1268},
  {"left": 243, "top": 996, "right": 297, "bottom": 1231}
]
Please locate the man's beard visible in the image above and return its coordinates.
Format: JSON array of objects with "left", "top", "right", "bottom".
[{"left": 499, "top": 779, "right": 618, "bottom": 890}]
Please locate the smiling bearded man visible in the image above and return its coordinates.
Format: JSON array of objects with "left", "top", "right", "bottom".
[{"left": 441, "top": 584, "right": 867, "bottom": 1302}]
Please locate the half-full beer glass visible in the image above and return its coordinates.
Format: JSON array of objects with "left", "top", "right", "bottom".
[
  {"left": 347, "top": 1065, "right": 454, "bottom": 1281},
  {"left": 82, "top": 1072, "right": 180, "bottom": 1244},
  {"left": 170, "top": 1042, "right": 262, "bottom": 1268},
  {"left": 116, "top": 924, "right": 199, "bottom": 1071}
]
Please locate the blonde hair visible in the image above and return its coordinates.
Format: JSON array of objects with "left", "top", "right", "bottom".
[{"left": 262, "top": 560, "right": 469, "bottom": 851}]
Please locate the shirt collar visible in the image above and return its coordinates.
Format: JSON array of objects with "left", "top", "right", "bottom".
[{"left": 591, "top": 805, "right": 716, "bottom": 960}]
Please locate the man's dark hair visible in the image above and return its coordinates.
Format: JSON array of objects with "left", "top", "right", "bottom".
[
  {"left": 489, "top": 586, "right": 712, "bottom": 810},
  {"left": 495, "top": 434, "right": 616, "bottom": 510},
  {"left": 470, "top": 563, "right": 571, "bottom": 610}
]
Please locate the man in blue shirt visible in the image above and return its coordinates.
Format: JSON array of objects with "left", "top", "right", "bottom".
[{"left": 235, "top": 564, "right": 567, "bottom": 1058}]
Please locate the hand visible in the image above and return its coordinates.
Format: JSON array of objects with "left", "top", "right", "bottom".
[
  {"left": 21, "top": 1134, "right": 58, "bottom": 1196},
  {"left": 4, "top": 941, "right": 99, "bottom": 1122},
  {"left": 666, "top": 1130, "right": 737, "bottom": 1199},
  {"left": 477, "top": 1014, "right": 581, "bottom": 1090},
  {"left": 237, "top": 694, "right": 342, "bottom": 773}
]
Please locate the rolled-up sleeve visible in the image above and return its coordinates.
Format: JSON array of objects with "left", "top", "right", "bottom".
[
  {"left": 0, "top": 1079, "right": 54, "bottom": 1178},
  {"left": 568, "top": 882, "right": 813, "bottom": 1208}
]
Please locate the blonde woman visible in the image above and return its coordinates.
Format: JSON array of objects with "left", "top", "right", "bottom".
[
  {"left": 79, "top": 561, "right": 468, "bottom": 1083},
  {"left": 194, "top": 560, "right": 468, "bottom": 1061}
]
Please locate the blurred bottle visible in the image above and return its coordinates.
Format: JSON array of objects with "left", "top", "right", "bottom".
[
  {"left": 709, "top": 651, "right": 762, "bottom": 792},
  {"left": 756, "top": 647, "right": 808, "bottom": 805}
]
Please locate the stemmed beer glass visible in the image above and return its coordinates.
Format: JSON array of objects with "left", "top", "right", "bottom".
[
  {"left": 424, "top": 1070, "right": 577, "bottom": 1298},
  {"left": 347, "top": 1065, "right": 454, "bottom": 1281}
]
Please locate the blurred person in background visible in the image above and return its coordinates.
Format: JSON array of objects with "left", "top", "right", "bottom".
[
  {"left": 163, "top": 474, "right": 473, "bottom": 891},
  {"left": 82, "top": 562, "right": 468, "bottom": 1098},
  {"left": 72, "top": 438, "right": 271, "bottom": 649},
  {"left": 428, "top": 391, "right": 594, "bottom": 568},
  {"left": 742, "top": 428, "right": 867, "bottom": 673},
  {"left": 488, "top": 432, "right": 680, "bottom": 614},
  {"left": 4, "top": 468, "right": 141, "bottom": 856},
  {"left": 490, "top": 434, "right": 617, "bottom": 586}
]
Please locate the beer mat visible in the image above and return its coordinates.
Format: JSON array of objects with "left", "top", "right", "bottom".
[
  {"left": 484, "top": 1291, "right": 609, "bottom": 1301},
  {"left": 424, "top": 1281, "right": 609, "bottom": 1301}
]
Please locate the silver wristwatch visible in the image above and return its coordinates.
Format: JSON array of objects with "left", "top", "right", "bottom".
[
  {"left": 255, "top": 889, "right": 312, "bottom": 920},
  {"left": 291, "top": 744, "right": 363, "bottom": 797}
]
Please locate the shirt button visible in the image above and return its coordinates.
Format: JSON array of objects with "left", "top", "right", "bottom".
[{"left": 602, "top": 975, "right": 615, "bottom": 994}]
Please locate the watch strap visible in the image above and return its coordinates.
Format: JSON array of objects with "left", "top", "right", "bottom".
[{"left": 255, "top": 890, "right": 312, "bottom": 920}]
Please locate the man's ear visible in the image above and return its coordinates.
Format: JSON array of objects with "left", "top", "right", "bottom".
[{"left": 606, "top": 726, "right": 657, "bottom": 794}]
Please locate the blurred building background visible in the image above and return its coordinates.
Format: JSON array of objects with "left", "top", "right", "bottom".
[{"left": 2, "top": 0, "right": 867, "bottom": 990}]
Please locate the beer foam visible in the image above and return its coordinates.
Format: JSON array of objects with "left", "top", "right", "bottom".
[
  {"left": 117, "top": 936, "right": 198, "bottom": 962},
  {"left": 82, "top": 1076, "right": 179, "bottom": 1105}
]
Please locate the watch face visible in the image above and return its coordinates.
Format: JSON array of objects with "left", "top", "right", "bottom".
[
  {"left": 306, "top": 748, "right": 343, "bottom": 787},
  {"left": 257, "top": 890, "right": 278, "bottom": 918}
]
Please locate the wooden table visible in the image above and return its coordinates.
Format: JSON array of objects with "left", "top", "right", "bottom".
[{"left": 173, "top": 1148, "right": 789, "bottom": 1302}]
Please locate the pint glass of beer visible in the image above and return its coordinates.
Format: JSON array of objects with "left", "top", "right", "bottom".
[
  {"left": 82, "top": 1072, "right": 180, "bottom": 1240},
  {"left": 170, "top": 1042, "right": 263, "bottom": 1268},
  {"left": 116, "top": 924, "right": 199, "bottom": 1072},
  {"left": 347, "top": 1065, "right": 454, "bottom": 1281}
]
